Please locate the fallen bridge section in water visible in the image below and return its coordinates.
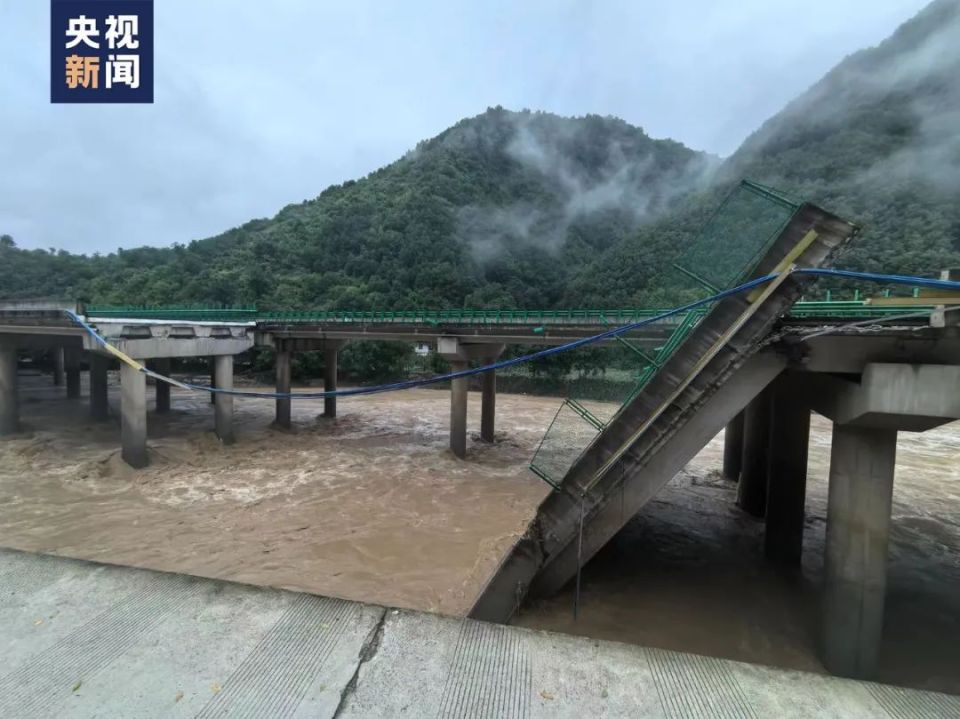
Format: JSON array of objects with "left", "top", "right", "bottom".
[{"left": 470, "top": 202, "right": 960, "bottom": 683}]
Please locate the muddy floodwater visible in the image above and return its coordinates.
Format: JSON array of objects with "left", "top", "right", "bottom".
[
  {"left": 1, "top": 372, "right": 958, "bottom": 694},
  {"left": 0, "top": 373, "right": 549, "bottom": 616}
]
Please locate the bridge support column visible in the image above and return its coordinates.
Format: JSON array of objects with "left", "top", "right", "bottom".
[
  {"left": 89, "top": 353, "right": 109, "bottom": 421},
  {"left": 722, "top": 411, "right": 744, "bottom": 482},
  {"left": 764, "top": 376, "right": 810, "bottom": 564},
  {"left": 209, "top": 356, "right": 217, "bottom": 404},
  {"left": 121, "top": 362, "right": 148, "bottom": 468},
  {"left": 449, "top": 361, "right": 468, "bottom": 459},
  {"left": 0, "top": 346, "right": 19, "bottom": 436},
  {"left": 323, "top": 345, "right": 339, "bottom": 419},
  {"left": 65, "top": 347, "right": 81, "bottom": 399},
  {"left": 822, "top": 424, "right": 896, "bottom": 679},
  {"left": 481, "top": 369, "right": 496, "bottom": 443},
  {"left": 52, "top": 347, "right": 64, "bottom": 386},
  {"left": 438, "top": 339, "right": 503, "bottom": 459},
  {"left": 213, "top": 355, "right": 234, "bottom": 445},
  {"left": 275, "top": 344, "right": 291, "bottom": 429},
  {"left": 153, "top": 358, "right": 171, "bottom": 414},
  {"left": 737, "top": 387, "right": 772, "bottom": 517},
  {"left": 480, "top": 348, "right": 503, "bottom": 443}
]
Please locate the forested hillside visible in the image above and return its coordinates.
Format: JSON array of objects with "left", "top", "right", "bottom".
[
  {"left": 577, "top": 0, "right": 960, "bottom": 305},
  {"left": 2, "top": 0, "right": 958, "bottom": 310},
  {"left": 0, "top": 110, "right": 712, "bottom": 308}
]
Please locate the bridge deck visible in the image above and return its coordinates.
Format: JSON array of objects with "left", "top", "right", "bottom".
[
  {"left": 81, "top": 300, "right": 937, "bottom": 324},
  {"left": 1, "top": 548, "right": 954, "bottom": 718},
  {"left": 1, "top": 300, "right": 936, "bottom": 352},
  {"left": 471, "top": 202, "right": 862, "bottom": 621}
]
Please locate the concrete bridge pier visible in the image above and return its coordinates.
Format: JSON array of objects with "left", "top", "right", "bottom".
[
  {"left": 480, "top": 347, "right": 504, "bottom": 443},
  {"left": 0, "top": 345, "right": 19, "bottom": 435},
  {"left": 153, "top": 358, "right": 171, "bottom": 414},
  {"left": 324, "top": 343, "right": 342, "bottom": 419},
  {"left": 89, "top": 353, "right": 110, "bottom": 421},
  {"left": 737, "top": 387, "right": 773, "bottom": 517},
  {"left": 104, "top": 325, "right": 251, "bottom": 466},
  {"left": 213, "top": 355, "right": 234, "bottom": 445},
  {"left": 722, "top": 411, "right": 744, "bottom": 482},
  {"left": 64, "top": 347, "right": 81, "bottom": 399},
  {"left": 52, "top": 347, "right": 64, "bottom": 386},
  {"left": 275, "top": 343, "right": 291, "bottom": 429},
  {"left": 764, "top": 375, "right": 810, "bottom": 564},
  {"left": 449, "top": 360, "right": 469, "bottom": 458},
  {"left": 438, "top": 338, "right": 505, "bottom": 459},
  {"left": 120, "top": 362, "right": 148, "bottom": 469},
  {"left": 804, "top": 363, "right": 960, "bottom": 679},
  {"left": 209, "top": 356, "right": 217, "bottom": 404},
  {"left": 822, "top": 424, "right": 895, "bottom": 679},
  {"left": 480, "top": 369, "right": 495, "bottom": 442},
  {"left": 271, "top": 340, "right": 345, "bottom": 428}
]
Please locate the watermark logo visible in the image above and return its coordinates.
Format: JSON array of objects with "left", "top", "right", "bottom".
[{"left": 51, "top": 0, "right": 153, "bottom": 103}]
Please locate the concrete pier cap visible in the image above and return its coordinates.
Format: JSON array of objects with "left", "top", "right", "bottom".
[
  {"left": 437, "top": 337, "right": 504, "bottom": 459},
  {"left": 808, "top": 362, "right": 960, "bottom": 432},
  {"left": 82, "top": 319, "right": 254, "bottom": 359},
  {"left": 80, "top": 320, "right": 255, "bottom": 468}
]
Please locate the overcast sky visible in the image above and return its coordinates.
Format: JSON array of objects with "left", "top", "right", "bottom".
[{"left": 1, "top": 0, "right": 930, "bottom": 253}]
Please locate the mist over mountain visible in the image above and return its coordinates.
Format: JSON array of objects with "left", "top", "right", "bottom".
[
  {"left": 2, "top": 0, "right": 958, "bottom": 312},
  {"left": 0, "top": 109, "right": 711, "bottom": 309},
  {"left": 577, "top": 0, "right": 960, "bottom": 304}
]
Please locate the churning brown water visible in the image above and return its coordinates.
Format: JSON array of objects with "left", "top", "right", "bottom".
[
  {"left": 1, "top": 372, "right": 958, "bottom": 694},
  {"left": 515, "top": 414, "right": 960, "bottom": 695},
  {"left": 0, "top": 373, "right": 549, "bottom": 616}
]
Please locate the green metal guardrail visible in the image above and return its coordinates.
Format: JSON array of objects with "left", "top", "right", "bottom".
[
  {"left": 83, "top": 304, "right": 259, "bottom": 322},
  {"left": 83, "top": 298, "right": 934, "bottom": 324}
]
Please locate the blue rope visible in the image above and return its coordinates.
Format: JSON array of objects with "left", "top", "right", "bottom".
[
  {"left": 797, "top": 268, "right": 959, "bottom": 291},
  {"left": 66, "top": 268, "right": 960, "bottom": 400}
]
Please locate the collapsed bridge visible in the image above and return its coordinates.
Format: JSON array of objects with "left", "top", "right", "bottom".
[
  {"left": 2, "top": 181, "right": 960, "bottom": 684},
  {"left": 469, "top": 186, "right": 960, "bottom": 684}
]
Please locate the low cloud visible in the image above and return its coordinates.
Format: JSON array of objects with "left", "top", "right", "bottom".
[{"left": 456, "top": 111, "right": 718, "bottom": 263}]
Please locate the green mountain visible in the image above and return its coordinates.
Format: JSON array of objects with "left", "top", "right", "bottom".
[
  {"left": 576, "top": 0, "right": 960, "bottom": 305},
  {"left": 0, "top": 110, "right": 712, "bottom": 309},
  {"left": 2, "top": 0, "right": 958, "bottom": 311}
]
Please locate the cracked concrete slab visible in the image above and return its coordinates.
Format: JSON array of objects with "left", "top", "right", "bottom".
[
  {"left": 0, "top": 550, "right": 382, "bottom": 719},
  {"left": 1, "top": 548, "right": 958, "bottom": 718},
  {"left": 331, "top": 611, "right": 960, "bottom": 719}
]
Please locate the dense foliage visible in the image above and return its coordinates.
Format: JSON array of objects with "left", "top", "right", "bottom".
[
  {"left": 2, "top": 1, "right": 957, "bottom": 316},
  {"left": 0, "top": 110, "right": 711, "bottom": 309},
  {"left": 581, "top": 0, "right": 960, "bottom": 304}
]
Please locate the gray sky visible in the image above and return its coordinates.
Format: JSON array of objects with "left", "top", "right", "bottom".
[{"left": 1, "top": 0, "right": 930, "bottom": 253}]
